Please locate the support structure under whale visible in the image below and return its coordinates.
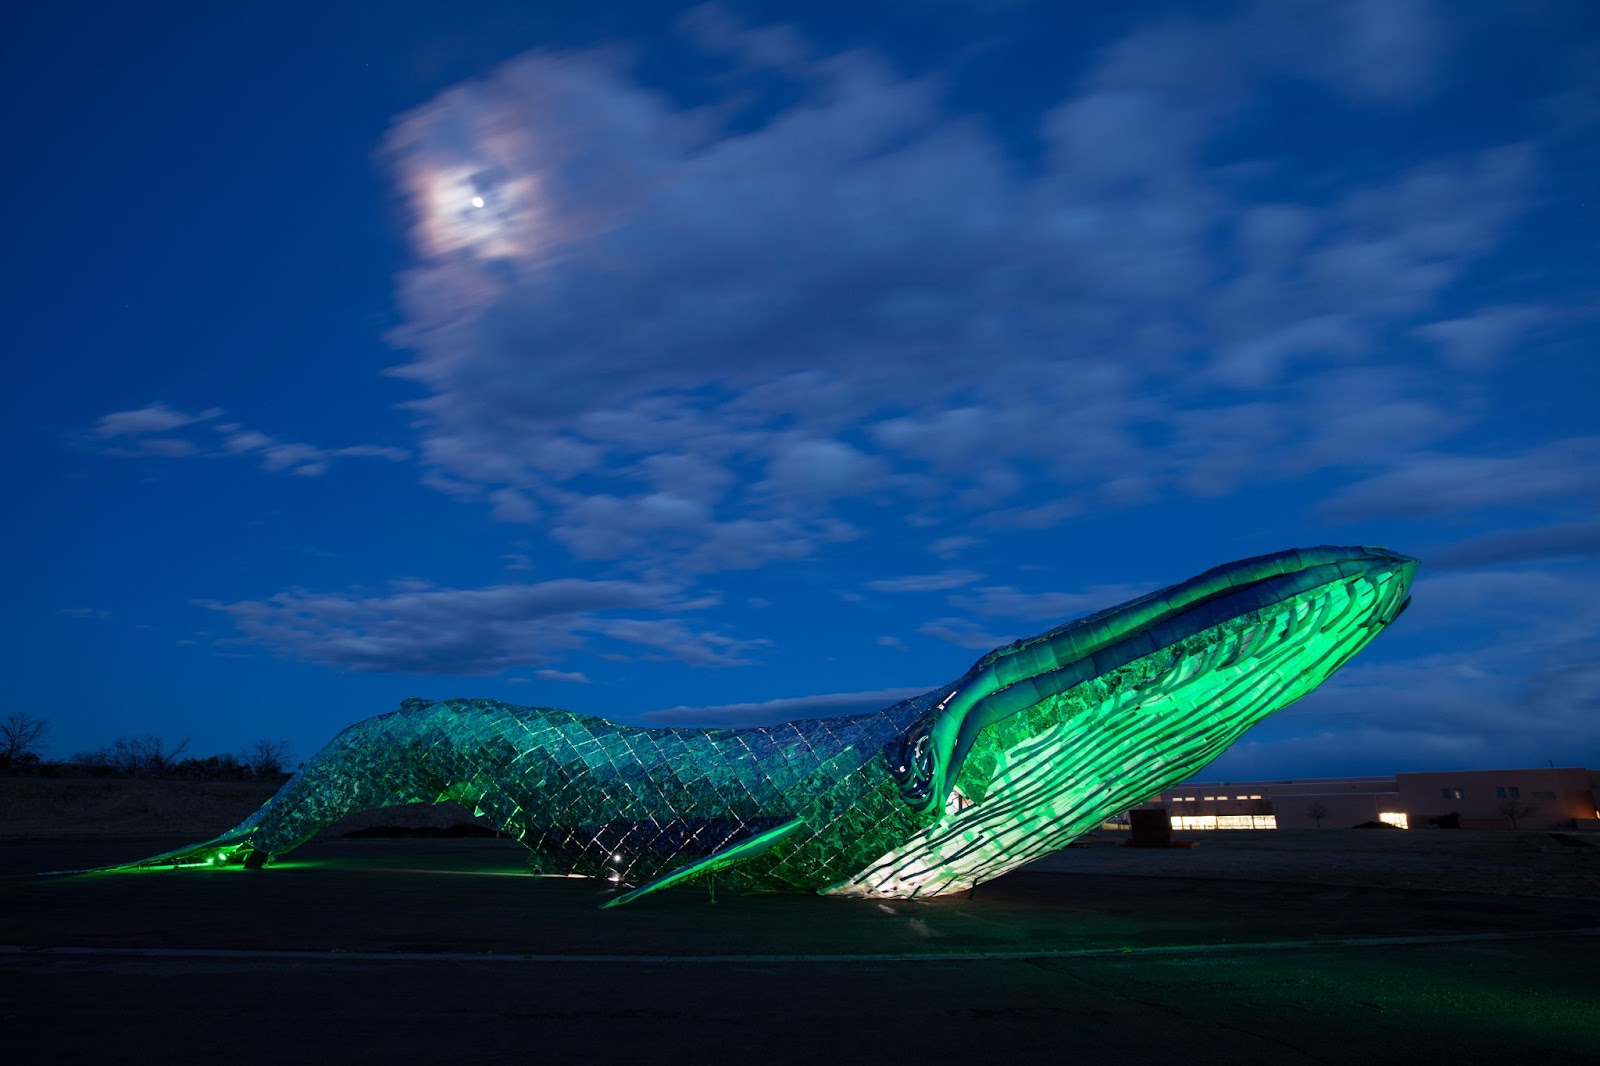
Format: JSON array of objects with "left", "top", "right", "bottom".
[{"left": 108, "top": 545, "right": 1416, "bottom": 906}]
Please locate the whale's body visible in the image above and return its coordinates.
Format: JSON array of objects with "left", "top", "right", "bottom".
[{"left": 115, "top": 546, "right": 1415, "bottom": 905}]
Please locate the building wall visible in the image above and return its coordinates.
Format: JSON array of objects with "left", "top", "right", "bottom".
[
  {"left": 1131, "top": 767, "right": 1599, "bottom": 831},
  {"left": 1142, "top": 776, "right": 1403, "bottom": 830},
  {"left": 1396, "top": 767, "right": 1599, "bottom": 829}
]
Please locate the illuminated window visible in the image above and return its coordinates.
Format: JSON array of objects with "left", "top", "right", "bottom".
[
  {"left": 1172, "top": 815, "right": 1216, "bottom": 830},
  {"left": 1378, "top": 811, "right": 1408, "bottom": 829},
  {"left": 1249, "top": 794, "right": 1262, "bottom": 800},
  {"left": 1203, "top": 796, "right": 1215, "bottom": 801},
  {"left": 1235, "top": 795, "right": 1247, "bottom": 800},
  {"left": 1171, "top": 814, "right": 1277, "bottom": 830}
]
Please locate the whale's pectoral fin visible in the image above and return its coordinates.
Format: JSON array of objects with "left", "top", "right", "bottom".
[{"left": 600, "top": 816, "right": 807, "bottom": 910}]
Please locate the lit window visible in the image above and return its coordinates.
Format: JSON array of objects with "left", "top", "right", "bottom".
[
  {"left": 1172, "top": 815, "right": 1218, "bottom": 830},
  {"left": 1249, "top": 794, "right": 1262, "bottom": 800},
  {"left": 1235, "top": 795, "right": 1248, "bottom": 800},
  {"left": 1203, "top": 796, "right": 1215, "bottom": 801},
  {"left": 1378, "top": 812, "right": 1409, "bottom": 829}
]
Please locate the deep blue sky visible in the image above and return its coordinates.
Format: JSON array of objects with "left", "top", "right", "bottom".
[{"left": 5, "top": 1, "right": 1597, "bottom": 779}]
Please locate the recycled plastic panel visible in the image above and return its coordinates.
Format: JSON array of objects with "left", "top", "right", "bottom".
[{"left": 114, "top": 545, "right": 1416, "bottom": 906}]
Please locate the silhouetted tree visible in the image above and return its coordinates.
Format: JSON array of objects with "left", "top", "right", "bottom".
[
  {"left": 97, "top": 734, "right": 190, "bottom": 777},
  {"left": 0, "top": 713, "right": 48, "bottom": 768},
  {"left": 1496, "top": 798, "right": 1539, "bottom": 830},
  {"left": 1305, "top": 801, "right": 1330, "bottom": 828},
  {"left": 243, "top": 738, "right": 293, "bottom": 778},
  {"left": 174, "top": 753, "right": 249, "bottom": 781}
]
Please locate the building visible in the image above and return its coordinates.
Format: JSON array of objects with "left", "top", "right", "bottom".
[
  {"left": 1396, "top": 766, "right": 1598, "bottom": 830},
  {"left": 1136, "top": 766, "right": 1600, "bottom": 831}
]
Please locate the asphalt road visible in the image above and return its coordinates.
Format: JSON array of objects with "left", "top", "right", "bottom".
[{"left": 3, "top": 837, "right": 1597, "bottom": 1064}]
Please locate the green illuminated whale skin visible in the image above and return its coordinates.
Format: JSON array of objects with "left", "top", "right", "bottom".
[{"left": 113, "top": 546, "right": 1414, "bottom": 906}]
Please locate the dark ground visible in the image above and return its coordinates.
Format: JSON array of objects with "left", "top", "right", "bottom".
[{"left": 3, "top": 834, "right": 1597, "bottom": 1065}]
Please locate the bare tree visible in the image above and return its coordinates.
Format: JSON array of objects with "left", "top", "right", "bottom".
[
  {"left": 0, "top": 713, "right": 48, "bottom": 768},
  {"left": 1496, "top": 798, "right": 1540, "bottom": 830},
  {"left": 1305, "top": 801, "right": 1330, "bottom": 829},
  {"left": 243, "top": 738, "right": 293, "bottom": 778},
  {"left": 99, "top": 735, "right": 190, "bottom": 777}
]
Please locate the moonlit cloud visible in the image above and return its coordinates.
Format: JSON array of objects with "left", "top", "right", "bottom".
[{"left": 377, "top": 4, "right": 1545, "bottom": 583}]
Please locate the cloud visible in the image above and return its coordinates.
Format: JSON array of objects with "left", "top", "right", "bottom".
[
  {"left": 678, "top": 2, "right": 811, "bottom": 74},
  {"left": 91, "top": 403, "right": 221, "bottom": 439},
  {"left": 929, "top": 536, "right": 981, "bottom": 558},
  {"left": 950, "top": 583, "right": 1145, "bottom": 622},
  {"left": 1324, "top": 437, "right": 1600, "bottom": 519},
  {"left": 865, "top": 570, "right": 984, "bottom": 593},
  {"left": 1431, "top": 522, "right": 1600, "bottom": 569},
  {"left": 376, "top": 9, "right": 1538, "bottom": 576},
  {"left": 535, "top": 668, "right": 592, "bottom": 684},
  {"left": 85, "top": 406, "right": 410, "bottom": 477},
  {"left": 916, "top": 617, "right": 1017, "bottom": 651},
  {"left": 1270, "top": 0, "right": 1445, "bottom": 106},
  {"left": 642, "top": 685, "right": 928, "bottom": 727},
  {"left": 201, "top": 578, "right": 750, "bottom": 674},
  {"left": 1414, "top": 305, "right": 1547, "bottom": 370}
]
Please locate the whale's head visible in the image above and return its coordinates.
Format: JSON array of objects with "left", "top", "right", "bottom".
[{"left": 837, "top": 545, "right": 1416, "bottom": 897}]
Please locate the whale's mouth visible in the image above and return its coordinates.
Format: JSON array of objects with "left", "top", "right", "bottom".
[
  {"left": 936, "top": 546, "right": 1417, "bottom": 790},
  {"left": 975, "top": 546, "right": 1416, "bottom": 680}
]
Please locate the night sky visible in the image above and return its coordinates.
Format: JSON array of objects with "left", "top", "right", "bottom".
[{"left": 6, "top": 1, "right": 1597, "bottom": 779}]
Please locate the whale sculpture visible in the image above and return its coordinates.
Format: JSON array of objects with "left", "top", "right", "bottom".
[{"left": 112, "top": 545, "right": 1414, "bottom": 906}]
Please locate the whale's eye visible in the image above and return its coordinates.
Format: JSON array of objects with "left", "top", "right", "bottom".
[{"left": 886, "top": 721, "right": 936, "bottom": 804}]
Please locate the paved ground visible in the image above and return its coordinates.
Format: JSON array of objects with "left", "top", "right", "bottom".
[{"left": 3, "top": 833, "right": 1597, "bottom": 1064}]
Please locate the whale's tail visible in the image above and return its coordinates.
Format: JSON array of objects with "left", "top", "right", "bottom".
[
  {"left": 105, "top": 826, "right": 264, "bottom": 870},
  {"left": 38, "top": 823, "right": 264, "bottom": 877},
  {"left": 62, "top": 698, "right": 503, "bottom": 876}
]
